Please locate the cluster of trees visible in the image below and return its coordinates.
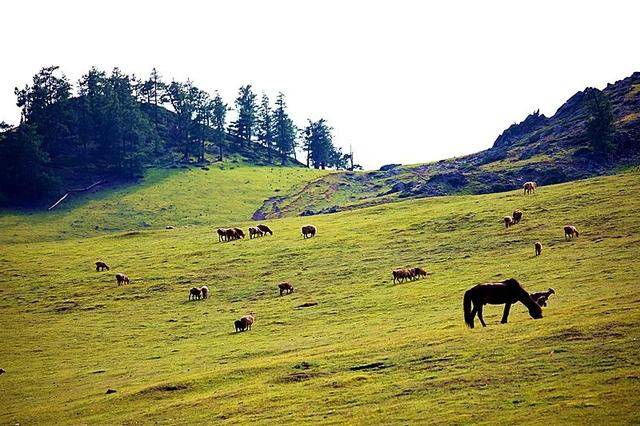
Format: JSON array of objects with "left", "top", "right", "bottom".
[
  {"left": 0, "top": 66, "right": 356, "bottom": 206},
  {"left": 585, "top": 88, "right": 614, "bottom": 158}
]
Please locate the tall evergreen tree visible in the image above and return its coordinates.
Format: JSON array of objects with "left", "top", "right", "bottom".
[
  {"left": 230, "top": 85, "right": 257, "bottom": 148},
  {"left": 273, "top": 93, "right": 297, "bottom": 165},
  {"left": 211, "top": 91, "right": 228, "bottom": 161},
  {"left": 586, "top": 88, "right": 614, "bottom": 158},
  {"left": 166, "top": 80, "right": 198, "bottom": 161},
  {"left": 256, "top": 93, "right": 274, "bottom": 163}
]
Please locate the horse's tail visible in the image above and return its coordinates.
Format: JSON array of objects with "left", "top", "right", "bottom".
[{"left": 463, "top": 289, "right": 474, "bottom": 328}]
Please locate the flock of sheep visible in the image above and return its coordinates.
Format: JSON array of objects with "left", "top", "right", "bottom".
[{"left": 93, "top": 179, "right": 582, "bottom": 331}]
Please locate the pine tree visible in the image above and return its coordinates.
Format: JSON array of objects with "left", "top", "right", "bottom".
[
  {"left": 273, "top": 93, "right": 297, "bottom": 165},
  {"left": 230, "top": 85, "right": 257, "bottom": 148},
  {"left": 586, "top": 88, "right": 614, "bottom": 159},
  {"left": 211, "top": 91, "right": 228, "bottom": 161},
  {"left": 256, "top": 93, "right": 274, "bottom": 163}
]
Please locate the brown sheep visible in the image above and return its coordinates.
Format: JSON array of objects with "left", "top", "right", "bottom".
[
  {"left": 257, "top": 224, "right": 273, "bottom": 235},
  {"left": 95, "top": 261, "right": 109, "bottom": 272},
  {"left": 534, "top": 241, "right": 542, "bottom": 256},
  {"left": 189, "top": 287, "right": 202, "bottom": 300},
  {"left": 564, "top": 225, "right": 579, "bottom": 240},
  {"left": 200, "top": 286, "right": 209, "bottom": 299},
  {"left": 512, "top": 209, "right": 523, "bottom": 224},
  {"left": 504, "top": 216, "right": 514, "bottom": 228},
  {"left": 392, "top": 268, "right": 412, "bottom": 284},
  {"left": 217, "top": 228, "right": 227, "bottom": 242},
  {"left": 115, "top": 273, "right": 130, "bottom": 286},
  {"left": 249, "top": 226, "right": 263, "bottom": 239},
  {"left": 240, "top": 313, "right": 255, "bottom": 330},
  {"left": 225, "top": 228, "right": 238, "bottom": 241},
  {"left": 411, "top": 267, "right": 428, "bottom": 279},
  {"left": 234, "top": 319, "right": 246, "bottom": 332},
  {"left": 301, "top": 225, "right": 317, "bottom": 238},
  {"left": 278, "top": 282, "right": 294, "bottom": 296},
  {"left": 234, "top": 228, "right": 245, "bottom": 239},
  {"left": 523, "top": 181, "right": 537, "bottom": 195}
]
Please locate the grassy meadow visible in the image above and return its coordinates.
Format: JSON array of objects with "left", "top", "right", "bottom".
[{"left": 1, "top": 166, "right": 640, "bottom": 424}]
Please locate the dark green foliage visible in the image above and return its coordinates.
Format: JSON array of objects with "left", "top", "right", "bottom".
[
  {"left": 230, "top": 85, "right": 257, "bottom": 148},
  {"left": 302, "top": 118, "right": 347, "bottom": 169},
  {"left": 273, "top": 93, "right": 297, "bottom": 165},
  {"left": 211, "top": 92, "right": 228, "bottom": 161},
  {"left": 586, "top": 89, "right": 614, "bottom": 158},
  {"left": 256, "top": 93, "right": 274, "bottom": 163}
]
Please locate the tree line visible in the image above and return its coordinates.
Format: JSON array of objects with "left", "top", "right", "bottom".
[{"left": 0, "top": 66, "right": 359, "bottom": 206}]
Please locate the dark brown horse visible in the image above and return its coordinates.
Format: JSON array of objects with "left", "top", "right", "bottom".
[
  {"left": 463, "top": 278, "right": 543, "bottom": 328},
  {"left": 257, "top": 224, "right": 273, "bottom": 235}
]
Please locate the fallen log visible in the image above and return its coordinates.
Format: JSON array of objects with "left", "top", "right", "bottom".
[{"left": 47, "top": 180, "right": 107, "bottom": 211}]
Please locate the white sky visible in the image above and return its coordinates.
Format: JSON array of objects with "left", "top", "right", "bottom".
[{"left": 1, "top": 0, "right": 638, "bottom": 169}]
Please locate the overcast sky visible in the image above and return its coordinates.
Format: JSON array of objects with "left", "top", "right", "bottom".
[{"left": 1, "top": 0, "right": 638, "bottom": 169}]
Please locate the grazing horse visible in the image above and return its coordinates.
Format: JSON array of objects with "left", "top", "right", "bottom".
[
  {"left": 278, "top": 282, "right": 294, "bottom": 296},
  {"left": 116, "top": 273, "right": 130, "bottom": 286},
  {"left": 512, "top": 209, "right": 523, "bottom": 224},
  {"left": 411, "top": 267, "right": 427, "bottom": 279},
  {"left": 530, "top": 288, "right": 555, "bottom": 307},
  {"left": 564, "top": 225, "right": 579, "bottom": 239},
  {"left": 234, "top": 319, "right": 246, "bottom": 332},
  {"left": 463, "top": 278, "right": 543, "bottom": 328},
  {"left": 392, "top": 268, "right": 413, "bottom": 284},
  {"left": 257, "top": 224, "right": 273, "bottom": 235},
  {"left": 240, "top": 313, "right": 255, "bottom": 331},
  {"left": 523, "top": 181, "right": 537, "bottom": 195},
  {"left": 534, "top": 241, "right": 542, "bottom": 256},
  {"left": 504, "top": 216, "right": 514, "bottom": 228},
  {"left": 96, "top": 261, "right": 109, "bottom": 272},
  {"left": 200, "top": 286, "right": 209, "bottom": 299},
  {"left": 249, "top": 226, "right": 263, "bottom": 239},
  {"left": 189, "top": 287, "right": 202, "bottom": 300},
  {"left": 217, "top": 228, "right": 227, "bottom": 242},
  {"left": 301, "top": 225, "right": 317, "bottom": 238}
]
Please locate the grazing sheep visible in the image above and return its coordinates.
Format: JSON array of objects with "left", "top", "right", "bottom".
[
  {"left": 392, "top": 268, "right": 412, "bottom": 284},
  {"left": 564, "top": 225, "right": 579, "bottom": 240},
  {"left": 535, "top": 241, "right": 542, "bottom": 256},
  {"left": 512, "top": 209, "right": 523, "bottom": 224},
  {"left": 189, "top": 287, "right": 202, "bottom": 300},
  {"left": 240, "top": 313, "right": 255, "bottom": 331},
  {"left": 278, "top": 282, "right": 294, "bottom": 296},
  {"left": 200, "top": 286, "right": 209, "bottom": 299},
  {"left": 95, "top": 261, "right": 109, "bottom": 272},
  {"left": 301, "top": 225, "right": 317, "bottom": 238},
  {"left": 234, "top": 228, "right": 245, "bottom": 239},
  {"left": 234, "top": 319, "right": 245, "bottom": 332},
  {"left": 411, "top": 267, "right": 428, "bottom": 279},
  {"left": 523, "top": 181, "right": 537, "bottom": 195},
  {"left": 504, "top": 216, "right": 514, "bottom": 228},
  {"left": 115, "top": 273, "right": 130, "bottom": 286},
  {"left": 249, "top": 226, "right": 263, "bottom": 239},
  {"left": 225, "top": 228, "right": 238, "bottom": 241},
  {"left": 257, "top": 224, "right": 273, "bottom": 235},
  {"left": 217, "top": 228, "right": 227, "bottom": 242},
  {"left": 530, "top": 288, "right": 555, "bottom": 307}
]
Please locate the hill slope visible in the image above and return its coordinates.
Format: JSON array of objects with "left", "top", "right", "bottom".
[
  {"left": 254, "top": 72, "right": 640, "bottom": 218},
  {"left": 1, "top": 166, "right": 639, "bottom": 424}
]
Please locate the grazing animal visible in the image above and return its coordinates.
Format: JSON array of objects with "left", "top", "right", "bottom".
[
  {"left": 278, "top": 282, "right": 294, "bottom": 296},
  {"left": 200, "top": 286, "right": 209, "bottom": 299},
  {"left": 240, "top": 313, "right": 255, "bottom": 331},
  {"left": 225, "top": 228, "right": 238, "bottom": 241},
  {"left": 564, "top": 225, "right": 579, "bottom": 239},
  {"left": 95, "top": 261, "right": 109, "bottom": 272},
  {"left": 512, "top": 209, "right": 523, "bottom": 224},
  {"left": 301, "top": 225, "right": 317, "bottom": 238},
  {"left": 411, "top": 267, "right": 428, "bottom": 279},
  {"left": 257, "top": 224, "right": 273, "bottom": 235},
  {"left": 189, "top": 287, "right": 202, "bottom": 300},
  {"left": 217, "top": 228, "right": 227, "bottom": 242},
  {"left": 523, "top": 181, "right": 537, "bottom": 195},
  {"left": 165, "top": 225, "right": 175, "bottom": 230},
  {"left": 234, "top": 228, "right": 245, "bottom": 239},
  {"left": 249, "top": 226, "right": 263, "bottom": 239},
  {"left": 0, "top": 368, "right": 4, "bottom": 375},
  {"left": 534, "top": 241, "right": 542, "bottom": 256},
  {"left": 530, "top": 288, "right": 555, "bottom": 307},
  {"left": 392, "top": 268, "right": 413, "bottom": 284},
  {"left": 463, "top": 278, "right": 543, "bottom": 328},
  {"left": 234, "top": 319, "right": 246, "bottom": 332},
  {"left": 115, "top": 273, "right": 130, "bottom": 286},
  {"left": 504, "top": 216, "right": 514, "bottom": 228}
]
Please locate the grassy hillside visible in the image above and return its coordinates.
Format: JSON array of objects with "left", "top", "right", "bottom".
[
  {"left": 0, "top": 162, "right": 326, "bottom": 244},
  {"left": 1, "top": 167, "right": 639, "bottom": 424}
]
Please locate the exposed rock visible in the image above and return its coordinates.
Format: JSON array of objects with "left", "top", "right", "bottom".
[{"left": 379, "top": 163, "right": 401, "bottom": 171}]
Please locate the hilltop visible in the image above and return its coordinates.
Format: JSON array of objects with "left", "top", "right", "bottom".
[
  {"left": 1, "top": 167, "right": 639, "bottom": 423},
  {"left": 254, "top": 72, "right": 640, "bottom": 218}
]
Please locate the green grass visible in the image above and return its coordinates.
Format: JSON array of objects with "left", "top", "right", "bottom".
[
  {"left": 0, "top": 162, "right": 325, "bottom": 244},
  {"left": 1, "top": 167, "right": 639, "bottom": 424}
]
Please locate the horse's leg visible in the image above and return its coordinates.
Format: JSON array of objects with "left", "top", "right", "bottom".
[
  {"left": 469, "top": 304, "right": 478, "bottom": 328},
  {"left": 477, "top": 305, "right": 487, "bottom": 327},
  {"left": 501, "top": 303, "right": 511, "bottom": 324}
]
